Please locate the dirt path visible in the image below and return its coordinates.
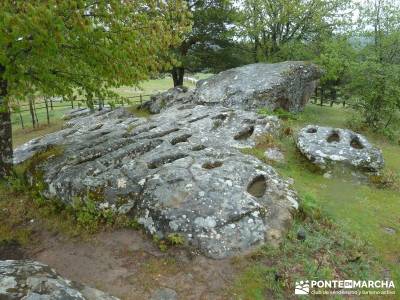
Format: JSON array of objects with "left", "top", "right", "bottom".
[{"left": 22, "top": 229, "right": 235, "bottom": 300}]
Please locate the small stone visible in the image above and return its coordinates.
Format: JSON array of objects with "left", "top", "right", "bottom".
[
  {"left": 383, "top": 227, "right": 396, "bottom": 235},
  {"left": 264, "top": 148, "right": 285, "bottom": 162},
  {"left": 150, "top": 287, "right": 178, "bottom": 300},
  {"left": 275, "top": 272, "right": 283, "bottom": 281},
  {"left": 297, "top": 229, "right": 306, "bottom": 241},
  {"left": 286, "top": 177, "right": 295, "bottom": 185}
]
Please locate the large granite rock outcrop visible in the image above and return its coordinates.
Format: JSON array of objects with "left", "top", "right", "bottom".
[
  {"left": 296, "top": 125, "right": 384, "bottom": 172},
  {"left": 142, "top": 62, "right": 322, "bottom": 114},
  {"left": 14, "top": 106, "right": 298, "bottom": 259},
  {"left": 194, "top": 61, "right": 321, "bottom": 112},
  {"left": 0, "top": 260, "right": 118, "bottom": 299}
]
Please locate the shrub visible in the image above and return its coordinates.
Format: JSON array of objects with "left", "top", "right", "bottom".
[
  {"left": 369, "top": 170, "right": 400, "bottom": 190},
  {"left": 167, "top": 233, "right": 185, "bottom": 246}
]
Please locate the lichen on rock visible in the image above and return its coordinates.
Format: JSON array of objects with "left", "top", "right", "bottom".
[{"left": 14, "top": 104, "right": 298, "bottom": 259}]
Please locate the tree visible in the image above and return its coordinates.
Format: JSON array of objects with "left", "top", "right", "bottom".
[
  {"left": 170, "top": 0, "right": 235, "bottom": 86},
  {"left": 0, "top": 0, "right": 190, "bottom": 179},
  {"left": 316, "top": 36, "right": 355, "bottom": 104},
  {"left": 348, "top": 0, "right": 400, "bottom": 130},
  {"left": 238, "top": 0, "right": 349, "bottom": 62}
]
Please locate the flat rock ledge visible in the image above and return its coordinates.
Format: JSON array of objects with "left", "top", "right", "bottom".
[
  {"left": 14, "top": 105, "right": 298, "bottom": 259},
  {"left": 296, "top": 125, "right": 384, "bottom": 172},
  {"left": 0, "top": 260, "right": 118, "bottom": 300}
]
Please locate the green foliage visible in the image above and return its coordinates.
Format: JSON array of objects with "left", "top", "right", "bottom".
[
  {"left": 237, "top": 0, "right": 350, "bottom": 63},
  {"left": 152, "top": 232, "right": 185, "bottom": 251},
  {"left": 298, "top": 193, "right": 322, "bottom": 220},
  {"left": 72, "top": 198, "right": 114, "bottom": 233},
  {"left": 343, "top": 0, "right": 400, "bottom": 131},
  {"left": 0, "top": 1, "right": 191, "bottom": 101},
  {"left": 167, "top": 233, "right": 185, "bottom": 246},
  {"left": 170, "top": 0, "right": 237, "bottom": 81},
  {"left": 316, "top": 36, "right": 356, "bottom": 86}
]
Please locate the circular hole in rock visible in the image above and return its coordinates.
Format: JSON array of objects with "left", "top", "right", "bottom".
[
  {"left": 307, "top": 127, "right": 317, "bottom": 133},
  {"left": 247, "top": 175, "right": 267, "bottom": 198},
  {"left": 192, "top": 145, "right": 206, "bottom": 151},
  {"left": 350, "top": 136, "right": 364, "bottom": 149},
  {"left": 202, "top": 161, "right": 223, "bottom": 170},
  {"left": 327, "top": 131, "right": 340, "bottom": 143},
  {"left": 234, "top": 125, "right": 255, "bottom": 140}
]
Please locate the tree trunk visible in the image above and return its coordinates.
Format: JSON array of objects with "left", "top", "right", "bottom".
[
  {"left": 29, "top": 98, "right": 36, "bottom": 128},
  {"left": 19, "top": 111, "right": 24, "bottom": 129},
  {"left": 44, "top": 97, "right": 50, "bottom": 125},
  {"left": 33, "top": 99, "right": 39, "bottom": 125},
  {"left": 172, "top": 67, "right": 185, "bottom": 87},
  {"left": 253, "top": 36, "right": 259, "bottom": 63},
  {"left": 0, "top": 71, "right": 12, "bottom": 179}
]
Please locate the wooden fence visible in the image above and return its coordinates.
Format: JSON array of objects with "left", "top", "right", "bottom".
[{"left": 11, "top": 94, "right": 152, "bottom": 129}]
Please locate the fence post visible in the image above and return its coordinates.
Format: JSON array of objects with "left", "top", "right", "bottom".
[
  {"left": 140, "top": 94, "right": 143, "bottom": 106},
  {"left": 44, "top": 97, "right": 50, "bottom": 125},
  {"left": 18, "top": 110, "right": 24, "bottom": 129},
  {"left": 33, "top": 99, "right": 39, "bottom": 125},
  {"left": 29, "top": 98, "right": 36, "bottom": 128}
]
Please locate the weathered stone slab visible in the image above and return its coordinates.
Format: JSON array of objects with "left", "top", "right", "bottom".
[{"left": 296, "top": 125, "right": 384, "bottom": 172}]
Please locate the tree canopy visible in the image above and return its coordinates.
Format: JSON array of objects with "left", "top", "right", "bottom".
[
  {"left": 170, "top": 0, "right": 235, "bottom": 86},
  {"left": 0, "top": 0, "right": 190, "bottom": 100},
  {"left": 0, "top": 0, "right": 191, "bottom": 178}
]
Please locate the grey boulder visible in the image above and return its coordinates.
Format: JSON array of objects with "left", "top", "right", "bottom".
[
  {"left": 141, "top": 86, "right": 194, "bottom": 114},
  {"left": 0, "top": 260, "right": 118, "bottom": 300},
  {"left": 296, "top": 125, "right": 384, "bottom": 172},
  {"left": 194, "top": 61, "right": 322, "bottom": 112},
  {"left": 14, "top": 106, "right": 298, "bottom": 259}
]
